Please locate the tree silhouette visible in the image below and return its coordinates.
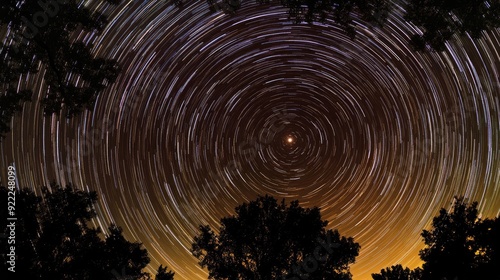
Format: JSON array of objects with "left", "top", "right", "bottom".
[
  {"left": 208, "top": 0, "right": 391, "bottom": 39},
  {"left": 371, "top": 264, "right": 422, "bottom": 280},
  {"left": 473, "top": 214, "right": 500, "bottom": 279},
  {"left": 155, "top": 264, "right": 175, "bottom": 280},
  {"left": 0, "top": 0, "right": 122, "bottom": 137},
  {"left": 419, "top": 197, "right": 499, "bottom": 280},
  {"left": 372, "top": 196, "right": 499, "bottom": 280},
  {"left": 404, "top": 0, "right": 500, "bottom": 51},
  {"left": 103, "top": 224, "right": 151, "bottom": 279},
  {"left": 191, "top": 195, "right": 360, "bottom": 280},
  {"left": 0, "top": 183, "right": 171, "bottom": 279},
  {"left": 206, "top": 0, "right": 500, "bottom": 51}
]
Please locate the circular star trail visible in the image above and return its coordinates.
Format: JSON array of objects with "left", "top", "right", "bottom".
[{"left": 1, "top": 1, "right": 499, "bottom": 279}]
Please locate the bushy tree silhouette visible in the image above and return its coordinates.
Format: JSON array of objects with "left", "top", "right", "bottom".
[
  {"left": 419, "top": 197, "right": 499, "bottom": 280},
  {"left": 103, "top": 224, "right": 151, "bottom": 279},
  {"left": 191, "top": 195, "right": 360, "bottom": 280},
  {"left": 0, "top": 0, "right": 122, "bottom": 137},
  {"left": 206, "top": 0, "right": 391, "bottom": 39},
  {"left": 404, "top": 0, "right": 500, "bottom": 51},
  {"left": 155, "top": 264, "right": 175, "bottom": 280},
  {"left": 473, "top": 214, "right": 500, "bottom": 279},
  {"left": 206, "top": 0, "right": 500, "bottom": 51},
  {"left": 371, "top": 264, "right": 422, "bottom": 280},
  {"left": 0, "top": 183, "right": 173, "bottom": 279},
  {"left": 372, "top": 196, "right": 499, "bottom": 280}
]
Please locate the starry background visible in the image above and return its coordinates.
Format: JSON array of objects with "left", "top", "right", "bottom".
[{"left": 1, "top": 0, "right": 500, "bottom": 279}]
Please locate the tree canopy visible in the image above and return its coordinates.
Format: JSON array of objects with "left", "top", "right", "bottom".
[
  {"left": 207, "top": 0, "right": 500, "bottom": 51},
  {"left": 191, "top": 195, "right": 360, "bottom": 280},
  {"left": 0, "top": 183, "right": 174, "bottom": 280},
  {"left": 371, "top": 197, "right": 500, "bottom": 280},
  {"left": 0, "top": 0, "right": 122, "bottom": 138},
  {"left": 207, "top": 0, "right": 391, "bottom": 38},
  {"left": 404, "top": 0, "right": 500, "bottom": 51},
  {"left": 155, "top": 264, "right": 176, "bottom": 280},
  {"left": 419, "top": 197, "right": 499, "bottom": 280},
  {"left": 371, "top": 265, "right": 422, "bottom": 280}
]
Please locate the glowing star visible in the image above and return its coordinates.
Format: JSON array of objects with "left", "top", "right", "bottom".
[{"left": 287, "top": 137, "right": 293, "bottom": 143}]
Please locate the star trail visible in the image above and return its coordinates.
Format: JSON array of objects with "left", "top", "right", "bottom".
[{"left": 1, "top": 1, "right": 499, "bottom": 280}]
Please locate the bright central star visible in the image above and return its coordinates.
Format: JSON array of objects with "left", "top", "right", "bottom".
[{"left": 287, "top": 137, "right": 293, "bottom": 143}]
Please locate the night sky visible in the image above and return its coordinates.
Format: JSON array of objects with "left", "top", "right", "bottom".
[{"left": 1, "top": 1, "right": 500, "bottom": 279}]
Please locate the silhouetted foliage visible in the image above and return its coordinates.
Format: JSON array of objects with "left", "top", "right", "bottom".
[
  {"left": 473, "top": 214, "right": 500, "bottom": 279},
  {"left": 104, "top": 224, "right": 151, "bottom": 279},
  {"left": 372, "top": 196, "right": 499, "bottom": 280},
  {"left": 0, "top": 0, "right": 122, "bottom": 137},
  {"left": 176, "top": 0, "right": 185, "bottom": 8},
  {"left": 207, "top": 0, "right": 391, "bottom": 39},
  {"left": 404, "top": 0, "right": 500, "bottom": 51},
  {"left": 202, "top": 0, "right": 500, "bottom": 51},
  {"left": 191, "top": 194, "right": 360, "bottom": 279},
  {"left": 156, "top": 264, "right": 175, "bottom": 280},
  {"left": 0, "top": 183, "right": 167, "bottom": 279},
  {"left": 419, "top": 197, "right": 500, "bottom": 280},
  {"left": 371, "top": 264, "right": 422, "bottom": 280}
]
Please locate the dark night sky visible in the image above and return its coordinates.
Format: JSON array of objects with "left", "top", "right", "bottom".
[{"left": 1, "top": 1, "right": 499, "bottom": 279}]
